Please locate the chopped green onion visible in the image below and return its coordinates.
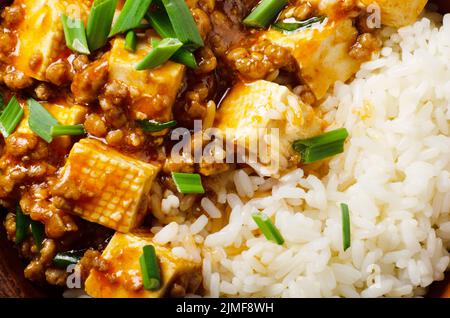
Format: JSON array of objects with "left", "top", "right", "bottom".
[
  {"left": 61, "top": 14, "right": 90, "bottom": 54},
  {"left": 138, "top": 119, "right": 177, "bottom": 132},
  {"left": 293, "top": 128, "right": 349, "bottom": 164},
  {"left": 243, "top": 0, "right": 288, "bottom": 28},
  {"left": 273, "top": 16, "right": 326, "bottom": 32},
  {"left": 124, "top": 30, "right": 137, "bottom": 52},
  {"left": 15, "top": 205, "right": 29, "bottom": 245},
  {"left": 135, "top": 38, "right": 183, "bottom": 70},
  {"left": 51, "top": 124, "right": 86, "bottom": 137},
  {"left": 0, "top": 94, "right": 5, "bottom": 114},
  {"left": 146, "top": 11, "right": 198, "bottom": 68},
  {"left": 0, "top": 96, "right": 23, "bottom": 138},
  {"left": 172, "top": 49, "right": 198, "bottom": 69},
  {"left": 146, "top": 9, "right": 175, "bottom": 38},
  {"left": 252, "top": 212, "right": 285, "bottom": 245},
  {"left": 87, "top": 0, "right": 118, "bottom": 51},
  {"left": 139, "top": 245, "right": 161, "bottom": 291},
  {"left": 294, "top": 128, "right": 349, "bottom": 148},
  {"left": 161, "top": 0, "right": 204, "bottom": 50},
  {"left": 30, "top": 220, "right": 45, "bottom": 251},
  {"left": 171, "top": 172, "right": 205, "bottom": 194},
  {"left": 28, "top": 98, "right": 59, "bottom": 143},
  {"left": 134, "top": 23, "right": 152, "bottom": 30},
  {"left": 109, "top": 0, "right": 153, "bottom": 37},
  {"left": 296, "top": 140, "right": 345, "bottom": 165},
  {"left": 53, "top": 250, "right": 85, "bottom": 268},
  {"left": 341, "top": 203, "right": 351, "bottom": 251}
]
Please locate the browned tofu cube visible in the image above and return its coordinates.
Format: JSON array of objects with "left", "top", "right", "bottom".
[
  {"left": 214, "top": 80, "right": 322, "bottom": 176},
  {"left": 262, "top": 19, "right": 361, "bottom": 100},
  {"left": 16, "top": 98, "right": 87, "bottom": 152},
  {"left": 59, "top": 139, "right": 159, "bottom": 232},
  {"left": 108, "top": 32, "right": 186, "bottom": 122},
  {"left": 85, "top": 232, "right": 202, "bottom": 298},
  {"left": 360, "top": 0, "right": 428, "bottom": 27},
  {"left": 9, "top": 0, "right": 91, "bottom": 81}
]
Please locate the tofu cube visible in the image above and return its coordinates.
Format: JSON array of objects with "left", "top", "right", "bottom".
[
  {"left": 214, "top": 80, "right": 322, "bottom": 176},
  {"left": 59, "top": 139, "right": 159, "bottom": 232},
  {"left": 108, "top": 33, "right": 186, "bottom": 122},
  {"left": 85, "top": 232, "right": 202, "bottom": 298},
  {"left": 360, "top": 0, "right": 428, "bottom": 27},
  {"left": 17, "top": 98, "right": 87, "bottom": 152},
  {"left": 262, "top": 19, "right": 360, "bottom": 100},
  {"left": 11, "top": 0, "right": 91, "bottom": 81}
]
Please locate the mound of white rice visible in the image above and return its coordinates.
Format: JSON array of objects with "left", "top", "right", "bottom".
[{"left": 151, "top": 14, "right": 450, "bottom": 298}]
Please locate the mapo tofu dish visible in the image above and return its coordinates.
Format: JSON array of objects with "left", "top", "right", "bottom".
[{"left": 1, "top": 0, "right": 449, "bottom": 298}]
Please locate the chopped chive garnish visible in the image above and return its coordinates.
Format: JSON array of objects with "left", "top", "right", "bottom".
[
  {"left": 0, "top": 96, "right": 23, "bottom": 138},
  {"left": 134, "top": 23, "right": 152, "bottom": 30},
  {"left": 28, "top": 98, "right": 59, "bottom": 143},
  {"left": 146, "top": 9, "right": 176, "bottom": 38},
  {"left": 293, "top": 128, "right": 349, "bottom": 164},
  {"left": 30, "top": 220, "right": 45, "bottom": 251},
  {"left": 171, "top": 172, "right": 205, "bottom": 194},
  {"left": 138, "top": 119, "right": 177, "bottom": 132},
  {"left": 61, "top": 15, "right": 90, "bottom": 54},
  {"left": 15, "top": 205, "right": 30, "bottom": 245},
  {"left": 294, "top": 128, "right": 349, "bottom": 148},
  {"left": 109, "top": 0, "right": 153, "bottom": 37},
  {"left": 243, "top": 0, "right": 288, "bottom": 28},
  {"left": 51, "top": 124, "right": 86, "bottom": 137},
  {"left": 139, "top": 245, "right": 161, "bottom": 291},
  {"left": 161, "top": 0, "right": 204, "bottom": 50},
  {"left": 273, "top": 16, "right": 326, "bottom": 32},
  {"left": 124, "top": 30, "right": 137, "bottom": 52},
  {"left": 0, "top": 94, "right": 5, "bottom": 114},
  {"left": 135, "top": 38, "right": 183, "bottom": 70},
  {"left": 172, "top": 49, "right": 198, "bottom": 69},
  {"left": 87, "top": 0, "right": 118, "bottom": 51},
  {"left": 252, "top": 212, "right": 285, "bottom": 245},
  {"left": 341, "top": 203, "right": 351, "bottom": 251},
  {"left": 146, "top": 11, "right": 198, "bottom": 68},
  {"left": 53, "top": 250, "right": 85, "bottom": 268}
]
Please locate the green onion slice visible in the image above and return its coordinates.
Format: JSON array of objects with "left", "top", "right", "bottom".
[
  {"left": 30, "top": 220, "right": 45, "bottom": 251},
  {"left": 172, "top": 49, "right": 198, "bottom": 69},
  {"left": 135, "top": 38, "right": 183, "bottom": 70},
  {"left": 109, "top": 0, "right": 153, "bottom": 37},
  {"left": 146, "top": 11, "right": 198, "bottom": 68},
  {"left": 139, "top": 245, "right": 161, "bottom": 291},
  {"left": 341, "top": 203, "right": 351, "bottom": 251},
  {"left": 124, "top": 30, "right": 138, "bottom": 52},
  {"left": 171, "top": 172, "right": 205, "bottom": 194},
  {"left": 15, "top": 205, "right": 30, "bottom": 245},
  {"left": 161, "top": 0, "right": 204, "bottom": 50},
  {"left": 28, "top": 98, "right": 59, "bottom": 143},
  {"left": 61, "top": 14, "right": 90, "bottom": 54},
  {"left": 293, "top": 128, "right": 349, "bottom": 164},
  {"left": 87, "top": 0, "right": 118, "bottom": 51},
  {"left": 134, "top": 23, "right": 152, "bottom": 30},
  {"left": 273, "top": 16, "right": 326, "bottom": 32},
  {"left": 252, "top": 212, "right": 285, "bottom": 245},
  {"left": 243, "top": 0, "right": 288, "bottom": 28},
  {"left": 146, "top": 9, "right": 175, "bottom": 38},
  {"left": 53, "top": 250, "right": 85, "bottom": 268},
  {"left": 0, "top": 96, "right": 23, "bottom": 138},
  {"left": 138, "top": 119, "right": 177, "bottom": 132},
  {"left": 51, "top": 124, "right": 86, "bottom": 137},
  {"left": 0, "top": 94, "right": 5, "bottom": 114}
]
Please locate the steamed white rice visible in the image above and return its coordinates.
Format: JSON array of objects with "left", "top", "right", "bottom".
[{"left": 151, "top": 14, "right": 450, "bottom": 298}]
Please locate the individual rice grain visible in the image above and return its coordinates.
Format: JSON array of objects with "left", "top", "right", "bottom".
[
  {"left": 153, "top": 222, "right": 179, "bottom": 244},
  {"left": 201, "top": 198, "right": 222, "bottom": 219},
  {"left": 190, "top": 215, "right": 209, "bottom": 234}
]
